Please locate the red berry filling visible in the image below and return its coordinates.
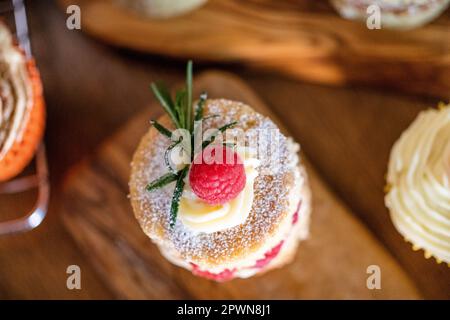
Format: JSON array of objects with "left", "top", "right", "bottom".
[
  {"left": 253, "top": 200, "right": 302, "bottom": 269},
  {"left": 189, "top": 146, "right": 246, "bottom": 205},
  {"left": 189, "top": 200, "right": 302, "bottom": 280},
  {"left": 190, "top": 263, "right": 236, "bottom": 282},
  {"left": 253, "top": 241, "right": 285, "bottom": 269},
  {"left": 292, "top": 200, "right": 302, "bottom": 225}
]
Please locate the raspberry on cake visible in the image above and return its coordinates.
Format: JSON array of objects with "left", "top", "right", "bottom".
[
  {"left": 189, "top": 146, "right": 246, "bottom": 205},
  {"left": 129, "top": 62, "right": 312, "bottom": 281}
]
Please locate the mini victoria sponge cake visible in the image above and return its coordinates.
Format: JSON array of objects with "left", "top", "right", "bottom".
[
  {"left": 130, "top": 99, "right": 311, "bottom": 281},
  {"left": 0, "top": 23, "right": 45, "bottom": 182}
]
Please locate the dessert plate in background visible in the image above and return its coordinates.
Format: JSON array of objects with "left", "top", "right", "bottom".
[{"left": 58, "top": 0, "right": 450, "bottom": 99}]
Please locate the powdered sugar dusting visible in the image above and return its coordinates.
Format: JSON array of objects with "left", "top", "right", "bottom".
[{"left": 130, "top": 99, "right": 298, "bottom": 266}]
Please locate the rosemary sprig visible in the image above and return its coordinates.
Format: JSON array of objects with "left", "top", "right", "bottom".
[
  {"left": 146, "top": 61, "right": 239, "bottom": 229},
  {"left": 175, "top": 89, "right": 187, "bottom": 129},
  {"left": 186, "top": 61, "right": 193, "bottom": 131},
  {"left": 202, "top": 121, "right": 238, "bottom": 149},
  {"left": 202, "top": 114, "right": 219, "bottom": 121},
  {"left": 150, "top": 82, "right": 180, "bottom": 129},
  {"left": 170, "top": 167, "right": 188, "bottom": 228},
  {"left": 146, "top": 172, "right": 178, "bottom": 192},
  {"left": 150, "top": 120, "right": 172, "bottom": 138},
  {"left": 195, "top": 92, "right": 208, "bottom": 121}
]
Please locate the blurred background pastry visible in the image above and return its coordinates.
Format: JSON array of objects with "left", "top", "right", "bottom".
[
  {"left": 2, "top": 0, "right": 448, "bottom": 299},
  {"left": 331, "top": 0, "right": 450, "bottom": 29},
  {"left": 0, "top": 23, "right": 45, "bottom": 181},
  {"left": 116, "top": 0, "right": 208, "bottom": 18},
  {"left": 385, "top": 103, "right": 450, "bottom": 264}
]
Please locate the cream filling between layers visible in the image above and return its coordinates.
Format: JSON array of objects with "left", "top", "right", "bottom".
[
  {"left": 179, "top": 146, "right": 260, "bottom": 234},
  {"left": 385, "top": 105, "right": 450, "bottom": 263},
  {"left": 0, "top": 24, "right": 33, "bottom": 160}
]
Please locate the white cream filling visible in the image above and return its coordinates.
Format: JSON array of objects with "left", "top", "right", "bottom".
[
  {"left": 179, "top": 146, "right": 260, "bottom": 234},
  {"left": 386, "top": 105, "right": 450, "bottom": 263}
]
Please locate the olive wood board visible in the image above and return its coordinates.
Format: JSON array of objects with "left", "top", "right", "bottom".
[
  {"left": 59, "top": 0, "right": 450, "bottom": 99},
  {"left": 60, "top": 71, "right": 421, "bottom": 299}
]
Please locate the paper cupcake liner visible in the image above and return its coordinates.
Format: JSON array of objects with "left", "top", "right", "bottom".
[{"left": 404, "top": 237, "right": 450, "bottom": 267}]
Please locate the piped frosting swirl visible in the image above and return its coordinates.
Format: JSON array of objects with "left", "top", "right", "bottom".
[
  {"left": 385, "top": 104, "right": 450, "bottom": 264},
  {"left": 0, "top": 24, "right": 33, "bottom": 160},
  {"left": 179, "top": 146, "right": 260, "bottom": 234}
]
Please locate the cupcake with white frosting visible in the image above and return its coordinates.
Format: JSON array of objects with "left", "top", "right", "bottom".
[
  {"left": 385, "top": 103, "right": 450, "bottom": 264},
  {"left": 129, "top": 62, "right": 311, "bottom": 281}
]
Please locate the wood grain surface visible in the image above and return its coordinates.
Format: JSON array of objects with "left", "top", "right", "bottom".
[
  {"left": 60, "top": 71, "right": 421, "bottom": 299},
  {"left": 1, "top": 0, "right": 448, "bottom": 299},
  {"left": 59, "top": 0, "right": 450, "bottom": 99}
]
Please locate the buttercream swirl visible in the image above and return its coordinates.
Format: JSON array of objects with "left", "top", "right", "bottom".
[
  {"left": 179, "top": 146, "right": 260, "bottom": 234},
  {"left": 0, "top": 24, "right": 33, "bottom": 160},
  {"left": 385, "top": 104, "right": 450, "bottom": 264}
]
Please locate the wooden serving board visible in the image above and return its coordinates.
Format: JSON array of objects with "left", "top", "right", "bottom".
[
  {"left": 61, "top": 71, "right": 421, "bottom": 299},
  {"left": 59, "top": 0, "right": 450, "bottom": 99}
]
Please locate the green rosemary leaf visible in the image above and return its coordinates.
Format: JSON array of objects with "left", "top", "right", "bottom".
[
  {"left": 146, "top": 172, "right": 178, "bottom": 192},
  {"left": 150, "top": 120, "right": 172, "bottom": 138},
  {"left": 164, "top": 138, "right": 182, "bottom": 172},
  {"left": 202, "top": 114, "right": 219, "bottom": 121},
  {"left": 202, "top": 121, "right": 238, "bottom": 149},
  {"left": 175, "top": 89, "right": 187, "bottom": 130},
  {"left": 170, "top": 167, "right": 188, "bottom": 228},
  {"left": 174, "top": 90, "right": 182, "bottom": 117},
  {"left": 150, "top": 82, "right": 180, "bottom": 128},
  {"left": 195, "top": 92, "right": 208, "bottom": 121},
  {"left": 186, "top": 61, "right": 193, "bottom": 132},
  {"left": 219, "top": 121, "right": 238, "bottom": 132}
]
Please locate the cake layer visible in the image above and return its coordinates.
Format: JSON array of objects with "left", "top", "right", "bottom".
[{"left": 158, "top": 165, "right": 312, "bottom": 280}]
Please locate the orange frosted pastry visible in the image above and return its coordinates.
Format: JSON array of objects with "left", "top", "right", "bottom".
[{"left": 0, "top": 24, "right": 45, "bottom": 181}]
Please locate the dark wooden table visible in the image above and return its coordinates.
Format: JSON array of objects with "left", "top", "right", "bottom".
[{"left": 0, "top": 0, "right": 447, "bottom": 299}]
